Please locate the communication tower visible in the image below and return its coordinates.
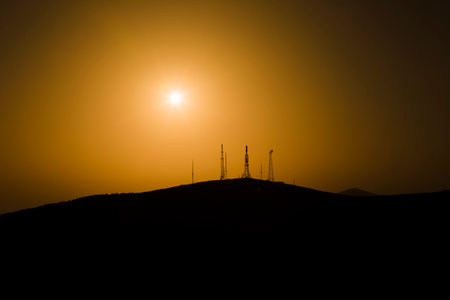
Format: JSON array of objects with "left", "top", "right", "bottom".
[
  {"left": 242, "top": 145, "right": 251, "bottom": 178},
  {"left": 268, "top": 150, "right": 274, "bottom": 181},
  {"left": 220, "top": 144, "right": 225, "bottom": 180}
]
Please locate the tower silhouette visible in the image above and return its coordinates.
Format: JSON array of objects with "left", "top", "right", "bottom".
[
  {"left": 220, "top": 144, "right": 225, "bottom": 180},
  {"left": 242, "top": 145, "right": 251, "bottom": 179},
  {"left": 268, "top": 150, "right": 274, "bottom": 181}
]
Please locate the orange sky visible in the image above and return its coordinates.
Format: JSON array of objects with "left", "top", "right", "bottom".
[{"left": 1, "top": 0, "right": 449, "bottom": 213}]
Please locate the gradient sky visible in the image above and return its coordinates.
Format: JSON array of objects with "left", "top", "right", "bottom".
[{"left": 1, "top": 0, "right": 449, "bottom": 214}]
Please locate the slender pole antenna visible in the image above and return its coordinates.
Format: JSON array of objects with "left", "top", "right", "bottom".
[
  {"left": 268, "top": 150, "right": 274, "bottom": 181},
  {"left": 220, "top": 144, "right": 225, "bottom": 180},
  {"left": 225, "top": 152, "right": 227, "bottom": 180},
  {"left": 260, "top": 164, "right": 262, "bottom": 180}
]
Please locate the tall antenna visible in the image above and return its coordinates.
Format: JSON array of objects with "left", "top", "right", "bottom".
[
  {"left": 192, "top": 160, "right": 194, "bottom": 184},
  {"left": 225, "top": 152, "right": 227, "bottom": 180},
  {"left": 268, "top": 150, "right": 274, "bottom": 181},
  {"left": 220, "top": 144, "right": 225, "bottom": 180},
  {"left": 260, "top": 164, "right": 262, "bottom": 180},
  {"left": 242, "top": 145, "right": 251, "bottom": 178}
]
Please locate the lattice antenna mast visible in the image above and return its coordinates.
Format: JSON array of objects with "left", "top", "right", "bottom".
[
  {"left": 268, "top": 150, "right": 274, "bottom": 181},
  {"left": 220, "top": 144, "right": 225, "bottom": 180},
  {"left": 242, "top": 145, "right": 251, "bottom": 178}
]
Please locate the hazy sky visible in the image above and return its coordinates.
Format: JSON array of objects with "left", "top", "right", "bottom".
[{"left": 1, "top": 0, "right": 449, "bottom": 213}]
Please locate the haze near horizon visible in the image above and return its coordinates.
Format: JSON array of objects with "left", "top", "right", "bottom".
[{"left": 1, "top": 0, "right": 449, "bottom": 214}]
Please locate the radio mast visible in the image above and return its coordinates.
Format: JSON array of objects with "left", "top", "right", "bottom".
[
  {"left": 242, "top": 145, "right": 251, "bottom": 179},
  {"left": 268, "top": 150, "right": 274, "bottom": 181},
  {"left": 225, "top": 152, "right": 227, "bottom": 180},
  {"left": 220, "top": 144, "right": 225, "bottom": 180}
]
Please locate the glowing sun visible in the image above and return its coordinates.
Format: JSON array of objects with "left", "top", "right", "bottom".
[{"left": 169, "top": 92, "right": 182, "bottom": 105}]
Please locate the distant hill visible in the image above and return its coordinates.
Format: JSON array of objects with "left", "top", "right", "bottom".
[{"left": 339, "top": 188, "right": 378, "bottom": 196}]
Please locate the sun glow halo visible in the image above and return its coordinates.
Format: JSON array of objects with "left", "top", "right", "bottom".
[{"left": 169, "top": 92, "right": 182, "bottom": 105}]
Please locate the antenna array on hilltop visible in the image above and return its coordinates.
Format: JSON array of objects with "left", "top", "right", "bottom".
[{"left": 203, "top": 144, "right": 276, "bottom": 183}]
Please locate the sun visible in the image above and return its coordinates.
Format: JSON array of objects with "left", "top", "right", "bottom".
[{"left": 169, "top": 92, "right": 182, "bottom": 105}]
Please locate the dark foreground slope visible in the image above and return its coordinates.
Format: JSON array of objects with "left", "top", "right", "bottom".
[
  {"left": 0, "top": 179, "right": 336, "bottom": 240},
  {"left": 0, "top": 179, "right": 449, "bottom": 252},
  {"left": 2, "top": 177, "right": 449, "bottom": 286},
  {"left": 1, "top": 179, "right": 448, "bottom": 246},
  {"left": 1, "top": 179, "right": 445, "bottom": 295}
]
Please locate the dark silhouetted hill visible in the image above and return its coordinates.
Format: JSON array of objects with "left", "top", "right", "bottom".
[
  {"left": 340, "top": 188, "right": 378, "bottom": 196},
  {"left": 1, "top": 179, "right": 448, "bottom": 257},
  {"left": 0, "top": 179, "right": 339, "bottom": 240}
]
